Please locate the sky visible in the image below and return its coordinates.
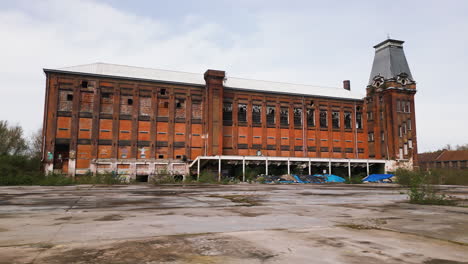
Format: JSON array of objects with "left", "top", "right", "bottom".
[{"left": 0, "top": 0, "right": 467, "bottom": 152}]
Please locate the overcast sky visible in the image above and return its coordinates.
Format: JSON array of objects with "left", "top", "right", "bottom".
[{"left": 1, "top": 0, "right": 467, "bottom": 152}]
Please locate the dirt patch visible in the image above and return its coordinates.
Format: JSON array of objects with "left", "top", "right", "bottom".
[
  {"left": 0, "top": 228, "right": 8, "bottom": 232},
  {"left": 227, "top": 208, "right": 268, "bottom": 217},
  {"left": 94, "top": 214, "right": 124, "bottom": 221},
  {"left": 36, "top": 233, "right": 275, "bottom": 264},
  {"left": 208, "top": 195, "right": 261, "bottom": 206},
  {"left": 424, "top": 259, "right": 468, "bottom": 264},
  {"left": 337, "top": 224, "right": 381, "bottom": 230},
  {"left": 55, "top": 216, "right": 72, "bottom": 221}
]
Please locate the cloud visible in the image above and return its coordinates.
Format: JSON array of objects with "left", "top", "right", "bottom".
[{"left": 0, "top": 0, "right": 467, "bottom": 152}]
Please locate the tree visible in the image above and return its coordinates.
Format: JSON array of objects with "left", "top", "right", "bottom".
[
  {"left": 0, "top": 121, "right": 28, "bottom": 156},
  {"left": 28, "top": 128, "right": 43, "bottom": 159}
]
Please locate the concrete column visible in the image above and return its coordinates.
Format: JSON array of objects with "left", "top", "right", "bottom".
[
  {"left": 328, "top": 160, "right": 331, "bottom": 175},
  {"left": 242, "top": 156, "right": 246, "bottom": 182},
  {"left": 265, "top": 157, "right": 269, "bottom": 176},
  {"left": 68, "top": 159, "right": 76, "bottom": 178},
  {"left": 287, "top": 158, "right": 290, "bottom": 175},
  {"left": 218, "top": 156, "right": 221, "bottom": 181},
  {"left": 348, "top": 160, "right": 351, "bottom": 180},
  {"left": 366, "top": 160, "right": 370, "bottom": 176},
  {"left": 197, "top": 158, "right": 200, "bottom": 181},
  {"left": 90, "top": 162, "right": 97, "bottom": 176},
  {"left": 308, "top": 159, "right": 311, "bottom": 175}
]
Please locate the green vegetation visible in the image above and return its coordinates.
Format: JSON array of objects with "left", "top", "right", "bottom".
[
  {"left": 396, "top": 169, "right": 458, "bottom": 205},
  {"left": 198, "top": 170, "right": 217, "bottom": 183},
  {"left": 345, "top": 172, "right": 366, "bottom": 184}
]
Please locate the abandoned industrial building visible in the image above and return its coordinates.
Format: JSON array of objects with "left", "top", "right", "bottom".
[{"left": 41, "top": 39, "right": 418, "bottom": 181}]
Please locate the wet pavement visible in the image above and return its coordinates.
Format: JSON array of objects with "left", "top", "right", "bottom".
[{"left": 0, "top": 184, "right": 467, "bottom": 263}]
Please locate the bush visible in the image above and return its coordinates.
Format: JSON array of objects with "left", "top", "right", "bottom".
[
  {"left": 345, "top": 173, "right": 366, "bottom": 184},
  {"left": 256, "top": 176, "right": 266, "bottom": 184},
  {"left": 39, "top": 173, "right": 74, "bottom": 186},
  {"left": 198, "top": 170, "right": 217, "bottom": 183},
  {"left": 0, "top": 155, "right": 44, "bottom": 185}
]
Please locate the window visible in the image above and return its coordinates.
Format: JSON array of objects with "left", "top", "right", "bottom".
[
  {"left": 176, "top": 99, "right": 185, "bottom": 108},
  {"left": 399, "top": 126, "right": 402, "bottom": 137},
  {"left": 408, "top": 139, "right": 413, "bottom": 149},
  {"left": 399, "top": 148, "right": 403, "bottom": 159},
  {"left": 356, "top": 112, "right": 362, "bottom": 129},
  {"left": 267, "top": 106, "right": 275, "bottom": 125},
  {"left": 381, "top": 131, "right": 385, "bottom": 141},
  {"left": 406, "top": 101, "right": 411, "bottom": 113},
  {"left": 368, "top": 132, "right": 374, "bottom": 142},
  {"left": 164, "top": 102, "right": 169, "bottom": 108},
  {"left": 320, "top": 110, "right": 328, "bottom": 128},
  {"left": 344, "top": 112, "right": 352, "bottom": 129},
  {"left": 380, "top": 111, "right": 384, "bottom": 120},
  {"left": 332, "top": 111, "right": 340, "bottom": 129},
  {"left": 102, "top": 93, "right": 110, "bottom": 99},
  {"left": 81, "top": 80, "right": 88, "bottom": 88},
  {"left": 127, "top": 98, "right": 133, "bottom": 105},
  {"left": 307, "top": 109, "right": 315, "bottom": 127},
  {"left": 367, "top": 111, "right": 373, "bottom": 120},
  {"left": 158, "top": 154, "right": 164, "bottom": 159},
  {"left": 160, "top": 88, "right": 166, "bottom": 95},
  {"left": 397, "top": 100, "right": 401, "bottom": 112},
  {"left": 223, "top": 103, "right": 233, "bottom": 121},
  {"left": 280, "top": 107, "right": 289, "bottom": 126},
  {"left": 252, "top": 105, "right": 262, "bottom": 124},
  {"left": 238, "top": 103, "right": 247, "bottom": 122},
  {"left": 404, "top": 144, "right": 408, "bottom": 155},
  {"left": 294, "top": 108, "right": 302, "bottom": 126},
  {"left": 407, "top": 119, "right": 412, "bottom": 130},
  {"left": 67, "top": 94, "right": 73, "bottom": 101},
  {"left": 403, "top": 123, "right": 407, "bottom": 134}
]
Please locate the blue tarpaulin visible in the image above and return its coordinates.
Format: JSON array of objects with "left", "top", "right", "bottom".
[
  {"left": 324, "top": 174, "right": 346, "bottom": 183},
  {"left": 362, "top": 174, "right": 394, "bottom": 182}
]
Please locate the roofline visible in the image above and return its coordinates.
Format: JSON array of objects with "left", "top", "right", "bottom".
[
  {"left": 43, "top": 68, "right": 206, "bottom": 88},
  {"left": 44, "top": 68, "right": 364, "bottom": 102},
  {"left": 373, "top": 39, "right": 405, "bottom": 49}
]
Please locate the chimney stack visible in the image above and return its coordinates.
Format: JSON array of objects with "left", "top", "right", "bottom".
[{"left": 343, "top": 80, "right": 351, "bottom": 91}]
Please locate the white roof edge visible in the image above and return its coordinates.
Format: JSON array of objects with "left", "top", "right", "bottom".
[{"left": 48, "top": 63, "right": 364, "bottom": 100}]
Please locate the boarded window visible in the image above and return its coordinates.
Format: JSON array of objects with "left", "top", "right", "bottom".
[
  {"left": 320, "top": 110, "right": 328, "bottom": 128},
  {"left": 223, "top": 102, "right": 233, "bottom": 122},
  {"left": 175, "top": 99, "right": 185, "bottom": 119},
  {"left": 293, "top": 108, "right": 302, "bottom": 126},
  {"left": 332, "top": 111, "right": 340, "bottom": 129},
  {"left": 252, "top": 105, "right": 261, "bottom": 124},
  {"left": 238, "top": 103, "right": 247, "bottom": 122},
  {"left": 267, "top": 106, "right": 275, "bottom": 125},
  {"left": 58, "top": 91, "right": 73, "bottom": 111},
  {"left": 307, "top": 109, "right": 315, "bottom": 127},
  {"left": 280, "top": 107, "right": 289, "bottom": 126},
  {"left": 139, "top": 96, "right": 151, "bottom": 116},
  {"left": 192, "top": 102, "right": 202, "bottom": 119},
  {"left": 344, "top": 111, "right": 352, "bottom": 129},
  {"left": 100, "top": 93, "right": 113, "bottom": 114}
]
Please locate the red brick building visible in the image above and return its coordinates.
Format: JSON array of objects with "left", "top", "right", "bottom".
[{"left": 41, "top": 39, "right": 418, "bottom": 180}]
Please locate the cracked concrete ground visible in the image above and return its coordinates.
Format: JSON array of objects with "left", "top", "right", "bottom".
[{"left": 0, "top": 184, "right": 467, "bottom": 264}]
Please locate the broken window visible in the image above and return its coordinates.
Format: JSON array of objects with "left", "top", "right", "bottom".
[
  {"left": 81, "top": 80, "right": 88, "bottom": 88},
  {"left": 404, "top": 144, "right": 408, "bottom": 155},
  {"left": 408, "top": 139, "right": 413, "bottom": 149},
  {"left": 127, "top": 98, "right": 133, "bottom": 105},
  {"left": 267, "top": 106, "right": 276, "bottom": 125},
  {"left": 307, "top": 109, "right": 315, "bottom": 127},
  {"left": 280, "top": 107, "right": 289, "bottom": 126},
  {"left": 332, "top": 111, "right": 340, "bottom": 129},
  {"left": 368, "top": 132, "right": 374, "bottom": 142},
  {"left": 293, "top": 108, "right": 302, "bottom": 126},
  {"left": 397, "top": 100, "right": 401, "bottom": 112},
  {"left": 355, "top": 112, "right": 362, "bottom": 129},
  {"left": 238, "top": 103, "right": 247, "bottom": 122},
  {"left": 223, "top": 102, "right": 233, "bottom": 122},
  {"left": 192, "top": 102, "right": 202, "bottom": 120},
  {"left": 407, "top": 119, "right": 412, "bottom": 130},
  {"left": 344, "top": 111, "right": 352, "bottom": 129},
  {"left": 367, "top": 111, "right": 373, "bottom": 120},
  {"left": 252, "top": 105, "right": 261, "bottom": 124},
  {"left": 380, "top": 111, "right": 384, "bottom": 120},
  {"left": 160, "top": 88, "right": 166, "bottom": 95},
  {"left": 67, "top": 94, "right": 73, "bottom": 101},
  {"left": 406, "top": 101, "right": 411, "bottom": 113},
  {"left": 175, "top": 99, "right": 185, "bottom": 119},
  {"left": 403, "top": 123, "right": 407, "bottom": 134},
  {"left": 320, "top": 110, "right": 328, "bottom": 128},
  {"left": 399, "top": 126, "right": 402, "bottom": 137},
  {"left": 176, "top": 99, "right": 185, "bottom": 108}
]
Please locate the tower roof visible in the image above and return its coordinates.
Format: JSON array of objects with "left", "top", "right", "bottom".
[{"left": 368, "top": 39, "right": 413, "bottom": 85}]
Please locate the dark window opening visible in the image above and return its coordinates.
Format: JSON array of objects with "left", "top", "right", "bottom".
[
  {"left": 176, "top": 99, "right": 185, "bottom": 108},
  {"left": 307, "top": 109, "right": 315, "bottom": 127},
  {"left": 252, "top": 105, "right": 261, "bottom": 124},
  {"left": 294, "top": 108, "right": 302, "bottom": 126},
  {"left": 81, "top": 80, "right": 88, "bottom": 88},
  {"left": 309, "top": 100, "right": 314, "bottom": 106},
  {"left": 223, "top": 103, "right": 233, "bottom": 121},
  {"left": 238, "top": 104, "right": 247, "bottom": 122},
  {"left": 160, "top": 89, "right": 166, "bottom": 95},
  {"left": 320, "top": 110, "right": 328, "bottom": 128},
  {"left": 158, "top": 154, "right": 164, "bottom": 159},
  {"left": 175, "top": 155, "right": 182, "bottom": 159},
  {"left": 267, "top": 106, "right": 275, "bottom": 125},
  {"left": 66, "top": 94, "right": 73, "bottom": 101},
  {"left": 280, "top": 107, "right": 289, "bottom": 126},
  {"left": 332, "top": 111, "right": 340, "bottom": 129},
  {"left": 368, "top": 132, "right": 374, "bottom": 142},
  {"left": 102, "top": 93, "right": 110, "bottom": 98},
  {"left": 135, "top": 175, "right": 148, "bottom": 182},
  {"left": 127, "top": 98, "right": 133, "bottom": 105},
  {"left": 356, "top": 112, "right": 363, "bottom": 129},
  {"left": 344, "top": 112, "right": 352, "bottom": 129}
]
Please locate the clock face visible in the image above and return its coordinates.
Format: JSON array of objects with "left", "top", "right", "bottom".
[{"left": 372, "top": 75, "right": 385, "bottom": 88}]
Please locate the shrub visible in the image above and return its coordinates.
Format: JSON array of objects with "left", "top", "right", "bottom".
[
  {"left": 256, "top": 176, "right": 266, "bottom": 184},
  {"left": 198, "top": 170, "right": 217, "bottom": 183}
]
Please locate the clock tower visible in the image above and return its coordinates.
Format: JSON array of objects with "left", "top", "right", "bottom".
[{"left": 366, "top": 39, "right": 418, "bottom": 167}]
